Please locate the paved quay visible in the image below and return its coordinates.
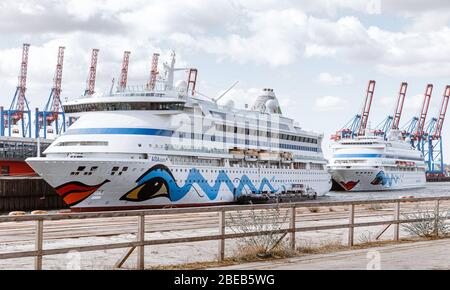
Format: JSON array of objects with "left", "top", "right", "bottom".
[{"left": 212, "top": 239, "right": 450, "bottom": 270}]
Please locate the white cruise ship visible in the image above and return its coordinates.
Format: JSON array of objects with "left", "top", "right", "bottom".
[
  {"left": 26, "top": 53, "right": 331, "bottom": 211},
  {"left": 327, "top": 131, "right": 426, "bottom": 192}
]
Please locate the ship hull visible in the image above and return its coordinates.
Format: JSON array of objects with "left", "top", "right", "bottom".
[
  {"left": 27, "top": 158, "right": 332, "bottom": 211},
  {"left": 329, "top": 167, "right": 426, "bottom": 192}
]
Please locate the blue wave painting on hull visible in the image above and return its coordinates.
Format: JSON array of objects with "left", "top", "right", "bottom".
[
  {"left": 371, "top": 171, "right": 401, "bottom": 187},
  {"left": 120, "top": 165, "right": 278, "bottom": 202}
]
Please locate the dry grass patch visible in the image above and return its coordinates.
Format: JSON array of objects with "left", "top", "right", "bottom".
[
  {"left": 298, "top": 238, "right": 345, "bottom": 255},
  {"left": 308, "top": 207, "right": 320, "bottom": 213},
  {"left": 232, "top": 243, "right": 294, "bottom": 262},
  {"left": 367, "top": 204, "right": 384, "bottom": 211}
]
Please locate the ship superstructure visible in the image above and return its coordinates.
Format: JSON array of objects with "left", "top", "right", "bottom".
[{"left": 27, "top": 53, "right": 331, "bottom": 210}]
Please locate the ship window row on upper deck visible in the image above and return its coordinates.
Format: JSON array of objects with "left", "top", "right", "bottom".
[
  {"left": 214, "top": 124, "right": 318, "bottom": 144},
  {"left": 55, "top": 141, "right": 109, "bottom": 147},
  {"left": 64, "top": 102, "right": 185, "bottom": 113},
  {"left": 333, "top": 153, "right": 424, "bottom": 162},
  {"left": 176, "top": 134, "right": 319, "bottom": 152}
]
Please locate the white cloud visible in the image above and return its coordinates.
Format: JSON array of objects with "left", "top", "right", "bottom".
[
  {"left": 317, "top": 73, "right": 354, "bottom": 86},
  {"left": 315, "top": 96, "right": 348, "bottom": 112},
  {"left": 1, "top": 0, "right": 450, "bottom": 76}
]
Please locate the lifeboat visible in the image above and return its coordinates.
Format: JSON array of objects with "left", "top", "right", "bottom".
[
  {"left": 229, "top": 147, "right": 245, "bottom": 159},
  {"left": 258, "top": 150, "right": 280, "bottom": 161},
  {"left": 281, "top": 152, "right": 293, "bottom": 163},
  {"left": 245, "top": 149, "right": 258, "bottom": 162}
]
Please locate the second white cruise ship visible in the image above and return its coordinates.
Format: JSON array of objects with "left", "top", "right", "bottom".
[
  {"left": 327, "top": 131, "right": 426, "bottom": 192},
  {"left": 26, "top": 52, "right": 331, "bottom": 211}
]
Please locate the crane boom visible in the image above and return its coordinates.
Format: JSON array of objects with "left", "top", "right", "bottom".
[
  {"left": 391, "top": 82, "right": 408, "bottom": 130},
  {"left": 432, "top": 85, "right": 450, "bottom": 139},
  {"left": 48, "top": 46, "right": 65, "bottom": 121},
  {"left": 85, "top": 48, "right": 99, "bottom": 96},
  {"left": 187, "top": 69, "right": 198, "bottom": 96},
  {"left": 414, "top": 84, "right": 433, "bottom": 139},
  {"left": 119, "top": 51, "right": 131, "bottom": 91},
  {"left": 11, "top": 43, "right": 30, "bottom": 122},
  {"left": 147, "top": 53, "right": 160, "bottom": 90},
  {"left": 357, "top": 80, "right": 376, "bottom": 136}
]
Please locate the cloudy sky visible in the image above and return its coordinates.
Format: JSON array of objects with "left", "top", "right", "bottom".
[{"left": 0, "top": 0, "right": 449, "bottom": 161}]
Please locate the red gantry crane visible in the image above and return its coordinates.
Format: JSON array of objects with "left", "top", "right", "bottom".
[
  {"left": 36, "top": 46, "right": 67, "bottom": 139},
  {"left": 374, "top": 82, "right": 408, "bottom": 139},
  {"left": 331, "top": 80, "right": 376, "bottom": 140},
  {"left": 118, "top": 51, "right": 131, "bottom": 92},
  {"left": 84, "top": 48, "right": 99, "bottom": 96},
  {"left": 403, "top": 84, "right": 433, "bottom": 144},
  {"left": 424, "top": 85, "right": 450, "bottom": 175},
  {"left": 391, "top": 82, "right": 408, "bottom": 131},
  {"left": 431, "top": 85, "right": 450, "bottom": 140},
  {"left": 147, "top": 53, "right": 160, "bottom": 90},
  {"left": 415, "top": 84, "right": 433, "bottom": 141},
  {"left": 1, "top": 44, "right": 32, "bottom": 138},
  {"left": 187, "top": 68, "right": 198, "bottom": 96},
  {"left": 357, "top": 80, "right": 376, "bottom": 136}
]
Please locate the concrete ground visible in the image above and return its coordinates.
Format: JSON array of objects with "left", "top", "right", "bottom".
[{"left": 212, "top": 238, "right": 450, "bottom": 270}]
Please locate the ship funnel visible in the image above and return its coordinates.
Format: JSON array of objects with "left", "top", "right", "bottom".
[{"left": 252, "top": 88, "right": 282, "bottom": 114}]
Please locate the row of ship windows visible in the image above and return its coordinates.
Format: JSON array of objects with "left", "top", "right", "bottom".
[
  {"left": 213, "top": 125, "right": 318, "bottom": 144},
  {"left": 172, "top": 168, "right": 327, "bottom": 174},
  {"left": 64, "top": 102, "right": 185, "bottom": 113},
  {"left": 71, "top": 166, "right": 135, "bottom": 176},
  {"left": 171, "top": 179, "right": 328, "bottom": 184},
  {"left": 57, "top": 141, "right": 109, "bottom": 147},
  {"left": 57, "top": 139, "right": 319, "bottom": 153},
  {"left": 353, "top": 168, "right": 425, "bottom": 175},
  {"left": 162, "top": 138, "right": 319, "bottom": 152},
  {"left": 385, "top": 167, "right": 425, "bottom": 172},
  {"left": 70, "top": 166, "right": 328, "bottom": 177}
]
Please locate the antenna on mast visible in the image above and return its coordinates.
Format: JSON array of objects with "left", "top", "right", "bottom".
[
  {"left": 195, "top": 81, "right": 240, "bottom": 103},
  {"left": 109, "top": 77, "right": 115, "bottom": 95},
  {"left": 215, "top": 81, "right": 239, "bottom": 103}
]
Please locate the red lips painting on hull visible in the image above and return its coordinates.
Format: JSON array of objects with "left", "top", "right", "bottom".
[
  {"left": 339, "top": 180, "right": 360, "bottom": 191},
  {"left": 55, "top": 180, "right": 110, "bottom": 206}
]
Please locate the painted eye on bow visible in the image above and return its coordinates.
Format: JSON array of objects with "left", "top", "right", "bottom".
[{"left": 120, "top": 177, "right": 170, "bottom": 202}]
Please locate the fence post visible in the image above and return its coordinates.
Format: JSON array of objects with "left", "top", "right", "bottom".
[
  {"left": 394, "top": 201, "right": 400, "bottom": 241},
  {"left": 218, "top": 210, "right": 225, "bottom": 262},
  {"left": 348, "top": 204, "right": 355, "bottom": 247},
  {"left": 435, "top": 200, "right": 440, "bottom": 237},
  {"left": 137, "top": 214, "right": 145, "bottom": 270},
  {"left": 35, "top": 219, "right": 43, "bottom": 270},
  {"left": 290, "top": 206, "right": 296, "bottom": 251}
]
